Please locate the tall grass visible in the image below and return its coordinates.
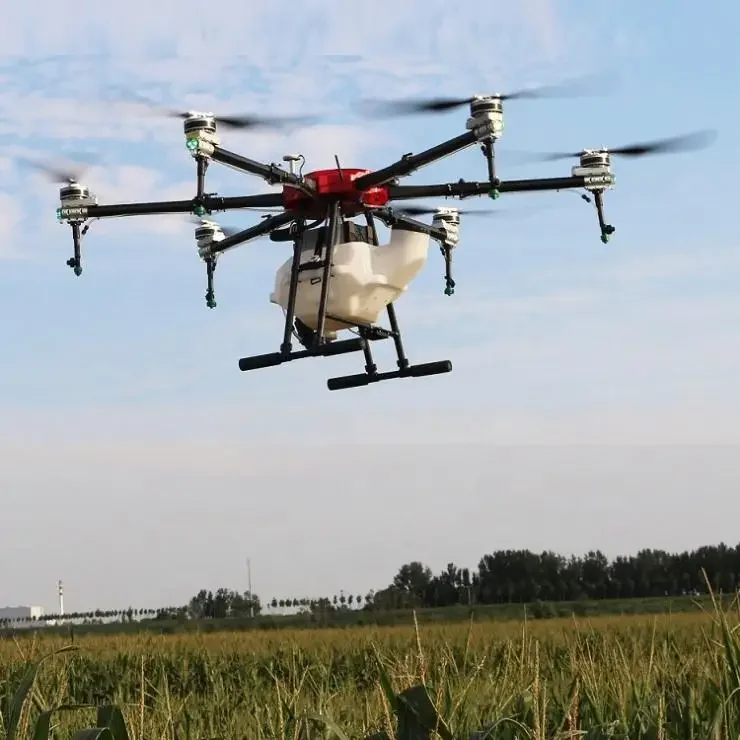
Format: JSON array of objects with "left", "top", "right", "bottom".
[{"left": 2, "top": 605, "right": 740, "bottom": 738}]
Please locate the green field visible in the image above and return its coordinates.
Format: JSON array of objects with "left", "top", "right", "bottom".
[
  {"left": 3, "top": 597, "right": 740, "bottom": 739},
  {"left": 5, "top": 593, "right": 726, "bottom": 640}
]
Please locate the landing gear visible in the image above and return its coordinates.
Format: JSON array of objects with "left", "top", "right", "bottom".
[
  {"left": 325, "top": 303, "right": 451, "bottom": 391},
  {"left": 236, "top": 201, "right": 452, "bottom": 391},
  {"left": 237, "top": 299, "right": 451, "bottom": 391}
]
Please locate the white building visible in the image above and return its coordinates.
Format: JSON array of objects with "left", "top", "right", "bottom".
[{"left": 0, "top": 606, "right": 45, "bottom": 628}]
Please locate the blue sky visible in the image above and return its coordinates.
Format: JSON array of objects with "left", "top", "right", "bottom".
[{"left": 2, "top": 0, "right": 740, "bottom": 613}]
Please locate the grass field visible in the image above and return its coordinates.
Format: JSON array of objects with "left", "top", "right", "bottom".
[{"left": 2, "top": 603, "right": 740, "bottom": 739}]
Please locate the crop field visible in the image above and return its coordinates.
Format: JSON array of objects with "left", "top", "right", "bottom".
[{"left": 2, "top": 606, "right": 740, "bottom": 739}]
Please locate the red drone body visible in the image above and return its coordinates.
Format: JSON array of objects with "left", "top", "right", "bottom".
[{"left": 282, "top": 169, "right": 389, "bottom": 217}]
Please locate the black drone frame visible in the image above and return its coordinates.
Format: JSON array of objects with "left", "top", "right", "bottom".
[{"left": 56, "top": 110, "right": 616, "bottom": 391}]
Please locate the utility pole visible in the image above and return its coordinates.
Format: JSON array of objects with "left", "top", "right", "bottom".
[{"left": 247, "top": 558, "right": 254, "bottom": 618}]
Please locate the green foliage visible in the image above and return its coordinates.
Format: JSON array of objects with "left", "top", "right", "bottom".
[{"left": 7, "top": 587, "right": 740, "bottom": 738}]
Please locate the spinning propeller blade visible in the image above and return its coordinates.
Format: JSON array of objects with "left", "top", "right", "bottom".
[
  {"left": 358, "top": 73, "right": 613, "bottom": 118},
  {"left": 186, "top": 215, "right": 242, "bottom": 237},
  {"left": 17, "top": 153, "right": 100, "bottom": 183},
  {"left": 125, "top": 92, "right": 317, "bottom": 131},
  {"left": 534, "top": 130, "right": 717, "bottom": 161},
  {"left": 394, "top": 205, "right": 503, "bottom": 217}
]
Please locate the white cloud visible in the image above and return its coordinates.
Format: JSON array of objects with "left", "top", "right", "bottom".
[
  {"left": 0, "top": 192, "right": 25, "bottom": 258},
  {"left": 0, "top": 2, "right": 565, "bottom": 72},
  {"left": 543, "top": 247, "right": 740, "bottom": 285},
  {"left": 400, "top": 288, "right": 598, "bottom": 329},
  {"left": 0, "top": 0, "right": 585, "bottom": 142}
]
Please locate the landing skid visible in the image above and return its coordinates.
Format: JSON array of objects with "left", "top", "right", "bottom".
[
  {"left": 237, "top": 302, "right": 452, "bottom": 391},
  {"left": 325, "top": 303, "right": 451, "bottom": 391}
]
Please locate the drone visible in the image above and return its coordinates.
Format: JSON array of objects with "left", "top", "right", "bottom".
[{"left": 51, "top": 85, "right": 714, "bottom": 391}]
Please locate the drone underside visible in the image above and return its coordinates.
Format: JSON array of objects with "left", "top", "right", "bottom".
[{"left": 49, "top": 88, "right": 713, "bottom": 391}]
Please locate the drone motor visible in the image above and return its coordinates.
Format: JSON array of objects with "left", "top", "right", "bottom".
[
  {"left": 58, "top": 181, "right": 97, "bottom": 212},
  {"left": 183, "top": 112, "right": 220, "bottom": 158},
  {"left": 466, "top": 96, "right": 504, "bottom": 138},
  {"left": 572, "top": 149, "right": 614, "bottom": 186},
  {"left": 194, "top": 219, "right": 226, "bottom": 251}
]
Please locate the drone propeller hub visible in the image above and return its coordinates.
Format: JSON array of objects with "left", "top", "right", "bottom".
[
  {"left": 183, "top": 114, "right": 220, "bottom": 157},
  {"left": 184, "top": 113, "right": 217, "bottom": 135},
  {"left": 571, "top": 149, "right": 615, "bottom": 192},
  {"left": 433, "top": 206, "right": 461, "bottom": 222},
  {"left": 194, "top": 220, "right": 225, "bottom": 247},
  {"left": 466, "top": 96, "right": 504, "bottom": 138},
  {"left": 470, "top": 95, "right": 503, "bottom": 113},
  {"left": 580, "top": 150, "right": 611, "bottom": 167},
  {"left": 282, "top": 168, "right": 389, "bottom": 218},
  {"left": 59, "top": 182, "right": 89, "bottom": 199},
  {"left": 58, "top": 182, "right": 97, "bottom": 212}
]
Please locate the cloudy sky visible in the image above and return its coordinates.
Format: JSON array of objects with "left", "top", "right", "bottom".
[{"left": 2, "top": 0, "right": 739, "bottom": 613}]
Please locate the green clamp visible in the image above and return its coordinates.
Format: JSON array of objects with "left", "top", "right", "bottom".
[
  {"left": 488, "top": 188, "right": 500, "bottom": 200},
  {"left": 193, "top": 205, "right": 206, "bottom": 217}
]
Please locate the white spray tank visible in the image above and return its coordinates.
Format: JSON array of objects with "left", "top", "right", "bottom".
[{"left": 270, "top": 208, "right": 459, "bottom": 338}]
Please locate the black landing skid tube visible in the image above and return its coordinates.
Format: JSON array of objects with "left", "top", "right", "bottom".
[
  {"left": 236, "top": 200, "right": 451, "bottom": 391},
  {"left": 325, "top": 303, "right": 451, "bottom": 392}
]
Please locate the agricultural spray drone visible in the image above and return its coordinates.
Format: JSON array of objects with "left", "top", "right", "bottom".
[{"left": 52, "top": 85, "right": 713, "bottom": 391}]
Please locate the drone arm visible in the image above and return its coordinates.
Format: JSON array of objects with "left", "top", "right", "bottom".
[
  {"left": 63, "top": 199, "right": 196, "bottom": 220},
  {"left": 371, "top": 208, "right": 447, "bottom": 243},
  {"left": 353, "top": 130, "right": 481, "bottom": 190},
  {"left": 386, "top": 175, "right": 598, "bottom": 201},
  {"left": 199, "top": 211, "right": 297, "bottom": 259},
  {"left": 207, "top": 193, "right": 285, "bottom": 211},
  {"left": 210, "top": 146, "right": 305, "bottom": 187},
  {"left": 59, "top": 193, "right": 285, "bottom": 221}
]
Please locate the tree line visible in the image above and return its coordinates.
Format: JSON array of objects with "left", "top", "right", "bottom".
[
  {"left": 369, "top": 543, "right": 731, "bottom": 610},
  {"left": 4, "top": 543, "right": 739, "bottom": 627}
]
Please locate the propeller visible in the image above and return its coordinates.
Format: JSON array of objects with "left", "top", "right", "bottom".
[
  {"left": 17, "top": 153, "right": 101, "bottom": 183},
  {"left": 186, "top": 215, "right": 244, "bottom": 237},
  {"left": 124, "top": 92, "right": 318, "bottom": 131},
  {"left": 358, "top": 73, "right": 614, "bottom": 118},
  {"left": 393, "top": 204, "right": 504, "bottom": 217},
  {"left": 532, "top": 130, "right": 717, "bottom": 161}
]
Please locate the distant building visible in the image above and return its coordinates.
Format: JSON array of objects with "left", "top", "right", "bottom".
[{"left": 0, "top": 606, "right": 45, "bottom": 628}]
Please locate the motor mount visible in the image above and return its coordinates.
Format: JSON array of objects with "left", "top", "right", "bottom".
[
  {"left": 432, "top": 207, "right": 460, "bottom": 296},
  {"left": 184, "top": 112, "right": 220, "bottom": 159},
  {"left": 194, "top": 220, "right": 224, "bottom": 308},
  {"left": 466, "top": 96, "right": 504, "bottom": 139},
  {"left": 571, "top": 150, "right": 616, "bottom": 242},
  {"left": 571, "top": 149, "right": 615, "bottom": 192},
  {"left": 56, "top": 180, "right": 97, "bottom": 223}
]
